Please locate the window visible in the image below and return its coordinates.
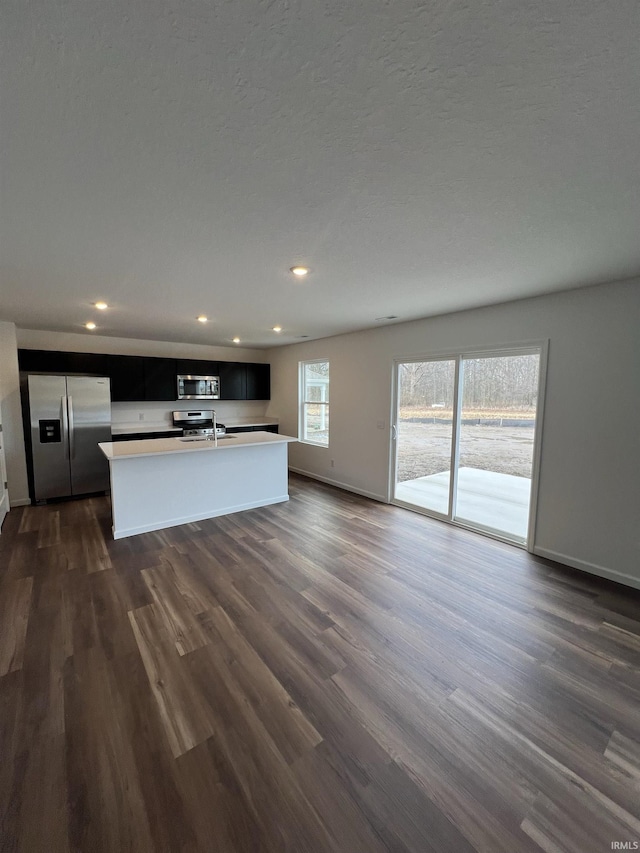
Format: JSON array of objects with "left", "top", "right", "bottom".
[{"left": 300, "top": 360, "right": 329, "bottom": 446}]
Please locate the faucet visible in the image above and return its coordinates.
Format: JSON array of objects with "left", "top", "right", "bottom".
[{"left": 213, "top": 409, "right": 218, "bottom": 447}]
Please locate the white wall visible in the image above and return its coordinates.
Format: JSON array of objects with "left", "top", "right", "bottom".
[
  {"left": 111, "top": 400, "right": 271, "bottom": 429},
  {"left": 0, "top": 321, "right": 30, "bottom": 506},
  {"left": 267, "top": 279, "right": 640, "bottom": 590},
  {"left": 16, "top": 329, "right": 268, "bottom": 362}
]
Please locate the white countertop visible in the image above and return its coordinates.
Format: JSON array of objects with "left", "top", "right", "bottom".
[
  {"left": 224, "top": 418, "right": 279, "bottom": 427},
  {"left": 111, "top": 424, "right": 182, "bottom": 435},
  {"left": 111, "top": 417, "right": 279, "bottom": 435},
  {"left": 99, "top": 430, "right": 297, "bottom": 461}
]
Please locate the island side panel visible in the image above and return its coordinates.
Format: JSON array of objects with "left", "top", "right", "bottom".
[{"left": 108, "top": 442, "right": 289, "bottom": 539}]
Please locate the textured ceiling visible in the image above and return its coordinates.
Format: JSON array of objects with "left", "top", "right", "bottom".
[{"left": 1, "top": 0, "right": 639, "bottom": 348}]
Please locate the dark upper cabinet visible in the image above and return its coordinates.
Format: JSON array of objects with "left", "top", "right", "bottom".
[
  {"left": 18, "top": 349, "right": 109, "bottom": 376},
  {"left": 179, "top": 360, "right": 269, "bottom": 400},
  {"left": 218, "top": 362, "right": 245, "bottom": 400},
  {"left": 143, "top": 357, "right": 177, "bottom": 401},
  {"left": 175, "top": 359, "right": 220, "bottom": 376},
  {"left": 19, "top": 348, "right": 50, "bottom": 372},
  {"left": 246, "top": 363, "right": 270, "bottom": 400},
  {"left": 19, "top": 350, "right": 271, "bottom": 402},
  {"left": 108, "top": 355, "right": 146, "bottom": 402}
]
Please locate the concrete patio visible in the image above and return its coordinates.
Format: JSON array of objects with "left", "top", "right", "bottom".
[{"left": 394, "top": 466, "right": 531, "bottom": 542}]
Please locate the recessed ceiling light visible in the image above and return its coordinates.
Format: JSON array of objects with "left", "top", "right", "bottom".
[
  {"left": 85, "top": 322, "right": 96, "bottom": 330},
  {"left": 94, "top": 301, "right": 108, "bottom": 310},
  {"left": 272, "top": 326, "right": 282, "bottom": 333},
  {"left": 232, "top": 337, "right": 240, "bottom": 344},
  {"left": 375, "top": 315, "right": 399, "bottom": 321},
  {"left": 197, "top": 315, "right": 208, "bottom": 323},
  {"left": 290, "top": 266, "right": 309, "bottom": 277}
]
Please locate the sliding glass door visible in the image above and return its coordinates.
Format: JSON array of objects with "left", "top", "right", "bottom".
[
  {"left": 394, "top": 359, "right": 457, "bottom": 517},
  {"left": 393, "top": 347, "right": 543, "bottom": 546}
]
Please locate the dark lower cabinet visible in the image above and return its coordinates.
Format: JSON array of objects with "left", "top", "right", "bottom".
[
  {"left": 226, "top": 424, "right": 278, "bottom": 434},
  {"left": 112, "top": 430, "right": 180, "bottom": 441}
]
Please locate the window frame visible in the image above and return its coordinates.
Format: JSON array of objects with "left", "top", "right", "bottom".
[{"left": 299, "top": 359, "right": 330, "bottom": 447}]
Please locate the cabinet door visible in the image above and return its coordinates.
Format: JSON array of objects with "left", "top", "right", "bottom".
[
  {"left": 218, "top": 362, "right": 246, "bottom": 400},
  {"left": 223, "top": 424, "right": 278, "bottom": 434},
  {"left": 107, "top": 355, "right": 146, "bottom": 401},
  {"left": 144, "top": 357, "right": 177, "bottom": 401},
  {"left": 113, "top": 430, "right": 179, "bottom": 441},
  {"left": 18, "top": 349, "right": 108, "bottom": 376},
  {"left": 19, "top": 349, "right": 70, "bottom": 373},
  {"left": 65, "top": 351, "right": 109, "bottom": 376},
  {"left": 246, "top": 363, "right": 270, "bottom": 400},
  {"left": 175, "top": 359, "right": 220, "bottom": 376},
  {"left": 18, "top": 349, "right": 44, "bottom": 371}
]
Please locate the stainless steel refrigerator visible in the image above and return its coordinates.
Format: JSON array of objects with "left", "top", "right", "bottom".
[{"left": 27, "top": 374, "right": 112, "bottom": 501}]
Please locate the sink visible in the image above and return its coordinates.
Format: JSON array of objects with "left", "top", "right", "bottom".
[{"left": 216, "top": 435, "right": 237, "bottom": 440}]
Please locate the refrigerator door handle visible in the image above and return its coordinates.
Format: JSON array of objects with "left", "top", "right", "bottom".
[
  {"left": 67, "top": 395, "right": 75, "bottom": 459},
  {"left": 61, "top": 396, "right": 70, "bottom": 459}
]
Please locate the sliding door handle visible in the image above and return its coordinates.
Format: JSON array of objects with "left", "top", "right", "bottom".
[{"left": 392, "top": 423, "right": 397, "bottom": 440}]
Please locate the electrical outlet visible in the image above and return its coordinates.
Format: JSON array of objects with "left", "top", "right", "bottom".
[
  {"left": 139, "top": 413, "right": 145, "bottom": 421},
  {"left": 330, "top": 459, "right": 335, "bottom": 468},
  {"left": 377, "top": 420, "right": 385, "bottom": 429}
]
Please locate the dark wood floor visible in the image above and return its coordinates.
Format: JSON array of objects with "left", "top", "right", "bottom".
[{"left": 1, "top": 474, "right": 639, "bottom": 852}]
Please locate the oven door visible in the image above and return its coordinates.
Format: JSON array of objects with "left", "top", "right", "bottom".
[{"left": 177, "top": 375, "right": 220, "bottom": 399}]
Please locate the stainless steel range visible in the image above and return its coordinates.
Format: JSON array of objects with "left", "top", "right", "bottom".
[{"left": 172, "top": 410, "right": 226, "bottom": 437}]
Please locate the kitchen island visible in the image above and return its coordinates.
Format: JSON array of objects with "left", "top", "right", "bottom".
[{"left": 98, "top": 431, "right": 297, "bottom": 539}]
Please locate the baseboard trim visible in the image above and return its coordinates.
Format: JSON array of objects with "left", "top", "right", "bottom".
[
  {"left": 288, "top": 467, "right": 387, "bottom": 504},
  {"left": 533, "top": 546, "right": 640, "bottom": 591},
  {"left": 9, "top": 498, "right": 31, "bottom": 508}
]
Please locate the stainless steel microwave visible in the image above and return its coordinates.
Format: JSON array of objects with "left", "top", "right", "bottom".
[{"left": 176, "top": 375, "right": 220, "bottom": 400}]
